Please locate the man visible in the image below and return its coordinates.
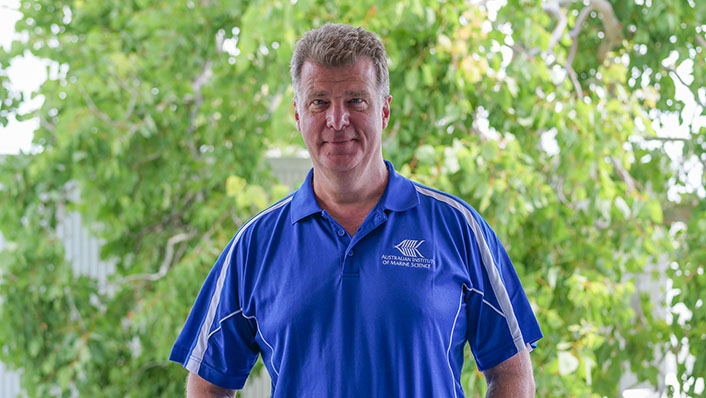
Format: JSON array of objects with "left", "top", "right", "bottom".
[{"left": 170, "top": 24, "right": 542, "bottom": 397}]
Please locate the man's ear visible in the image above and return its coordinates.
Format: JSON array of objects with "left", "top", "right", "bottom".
[
  {"left": 382, "top": 95, "right": 392, "bottom": 129},
  {"left": 294, "top": 100, "right": 301, "bottom": 131}
]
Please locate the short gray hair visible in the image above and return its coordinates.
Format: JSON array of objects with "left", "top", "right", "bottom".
[{"left": 290, "top": 24, "right": 390, "bottom": 100}]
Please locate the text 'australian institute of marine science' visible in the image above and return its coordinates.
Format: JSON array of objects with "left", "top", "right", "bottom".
[{"left": 381, "top": 239, "right": 436, "bottom": 269}]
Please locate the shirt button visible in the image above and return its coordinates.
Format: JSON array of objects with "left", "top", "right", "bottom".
[
  {"left": 337, "top": 229, "right": 345, "bottom": 237},
  {"left": 348, "top": 250, "right": 354, "bottom": 257}
]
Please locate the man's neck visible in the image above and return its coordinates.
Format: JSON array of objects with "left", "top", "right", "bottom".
[{"left": 312, "top": 159, "right": 388, "bottom": 236}]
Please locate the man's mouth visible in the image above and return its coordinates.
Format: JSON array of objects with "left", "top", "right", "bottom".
[{"left": 326, "top": 138, "right": 355, "bottom": 144}]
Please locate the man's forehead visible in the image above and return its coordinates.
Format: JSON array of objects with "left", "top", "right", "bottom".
[
  {"left": 300, "top": 56, "right": 375, "bottom": 73},
  {"left": 300, "top": 59, "right": 377, "bottom": 90}
]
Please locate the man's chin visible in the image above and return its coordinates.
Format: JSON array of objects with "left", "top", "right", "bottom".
[{"left": 319, "top": 156, "right": 362, "bottom": 173}]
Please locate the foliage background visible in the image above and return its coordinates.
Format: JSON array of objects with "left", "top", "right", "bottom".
[{"left": 0, "top": 0, "right": 704, "bottom": 396}]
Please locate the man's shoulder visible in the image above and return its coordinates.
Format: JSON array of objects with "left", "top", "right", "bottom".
[
  {"left": 408, "top": 180, "right": 478, "bottom": 217},
  {"left": 404, "top": 179, "right": 501, "bottom": 238}
]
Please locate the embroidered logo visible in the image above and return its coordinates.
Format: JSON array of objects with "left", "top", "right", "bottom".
[
  {"left": 381, "top": 239, "right": 435, "bottom": 269},
  {"left": 394, "top": 239, "right": 425, "bottom": 258}
]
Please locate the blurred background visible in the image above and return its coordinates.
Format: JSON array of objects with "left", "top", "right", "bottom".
[{"left": 0, "top": 0, "right": 704, "bottom": 397}]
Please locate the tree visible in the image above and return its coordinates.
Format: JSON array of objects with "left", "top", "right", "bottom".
[{"left": 0, "top": 0, "right": 703, "bottom": 396}]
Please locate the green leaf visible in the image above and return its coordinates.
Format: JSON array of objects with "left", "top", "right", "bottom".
[
  {"left": 415, "top": 144, "right": 436, "bottom": 165},
  {"left": 226, "top": 175, "right": 247, "bottom": 198},
  {"left": 614, "top": 196, "right": 631, "bottom": 218},
  {"left": 405, "top": 67, "right": 420, "bottom": 91},
  {"left": 646, "top": 199, "right": 663, "bottom": 224}
]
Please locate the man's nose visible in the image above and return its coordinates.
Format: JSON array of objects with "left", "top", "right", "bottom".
[{"left": 326, "top": 102, "right": 350, "bottom": 131}]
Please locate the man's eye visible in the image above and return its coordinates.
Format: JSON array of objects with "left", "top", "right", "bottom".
[
  {"left": 312, "top": 99, "right": 326, "bottom": 105},
  {"left": 350, "top": 98, "right": 364, "bottom": 104}
]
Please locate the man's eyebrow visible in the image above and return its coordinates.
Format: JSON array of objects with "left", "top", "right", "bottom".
[
  {"left": 306, "top": 91, "right": 329, "bottom": 98},
  {"left": 346, "top": 90, "right": 370, "bottom": 98},
  {"left": 304, "top": 89, "right": 371, "bottom": 99}
]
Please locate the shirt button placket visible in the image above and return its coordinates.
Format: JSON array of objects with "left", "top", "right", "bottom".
[{"left": 342, "top": 234, "right": 359, "bottom": 276}]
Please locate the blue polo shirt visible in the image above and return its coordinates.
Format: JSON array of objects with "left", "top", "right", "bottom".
[{"left": 170, "top": 161, "right": 542, "bottom": 397}]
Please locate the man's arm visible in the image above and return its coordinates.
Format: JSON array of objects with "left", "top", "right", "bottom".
[
  {"left": 186, "top": 372, "right": 238, "bottom": 398},
  {"left": 483, "top": 347, "right": 535, "bottom": 398}
]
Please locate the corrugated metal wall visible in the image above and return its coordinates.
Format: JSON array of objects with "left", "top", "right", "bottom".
[
  {"left": 0, "top": 158, "right": 311, "bottom": 398},
  {"left": 56, "top": 186, "right": 118, "bottom": 293},
  {"left": 0, "top": 362, "right": 20, "bottom": 398},
  {"left": 0, "top": 231, "right": 22, "bottom": 398}
]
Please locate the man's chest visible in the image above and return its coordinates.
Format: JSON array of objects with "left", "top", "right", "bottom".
[{"left": 239, "top": 214, "right": 471, "bottom": 341}]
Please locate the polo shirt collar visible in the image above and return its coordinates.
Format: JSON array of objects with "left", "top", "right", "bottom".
[
  {"left": 290, "top": 160, "right": 419, "bottom": 224},
  {"left": 379, "top": 160, "right": 419, "bottom": 212},
  {"left": 290, "top": 168, "right": 321, "bottom": 223}
]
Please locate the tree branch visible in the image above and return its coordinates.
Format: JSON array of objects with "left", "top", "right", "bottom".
[
  {"left": 592, "top": 0, "right": 623, "bottom": 63},
  {"left": 542, "top": 0, "right": 569, "bottom": 55},
  {"left": 695, "top": 30, "right": 706, "bottom": 51},
  {"left": 64, "top": 286, "right": 86, "bottom": 331},
  {"left": 644, "top": 136, "right": 689, "bottom": 142},
  {"left": 133, "top": 151, "right": 161, "bottom": 167},
  {"left": 554, "top": 175, "right": 572, "bottom": 207},
  {"left": 560, "top": 0, "right": 622, "bottom": 98},
  {"left": 115, "top": 78, "right": 140, "bottom": 120},
  {"left": 124, "top": 89, "right": 138, "bottom": 120},
  {"left": 566, "top": 64, "right": 584, "bottom": 98},
  {"left": 172, "top": 233, "right": 192, "bottom": 269},
  {"left": 132, "top": 192, "right": 197, "bottom": 254},
  {"left": 566, "top": 3, "right": 594, "bottom": 69},
  {"left": 185, "top": 60, "right": 213, "bottom": 158},
  {"left": 542, "top": 0, "right": 622, "bottom": 98},
  {"left": 563, "top": 3, "right": 594, "bottom": 97},
  {"left": 119, "top": 231, "right": 196, "bottom": 283},
  {"left": 509, "top": 43, "right": 538, "bottom": 62},
  {"left": 201, "top": 210, "right": 231, "bottom": 245},
  {"left": 609, "top": 156, "right": 637, "bottom": 194},
  {"left": 663, "top": 200, "right": 697, "bottom": 224},
  {"left": 40, "top": 115, "right": 56, "bottom": 132},
  {"left": 80, "top": 88, "right": 115, "bottom": 124}
]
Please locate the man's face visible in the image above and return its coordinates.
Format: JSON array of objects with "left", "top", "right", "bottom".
[{"left": 294, "top": 57, "right": 391, "bottom": 175}]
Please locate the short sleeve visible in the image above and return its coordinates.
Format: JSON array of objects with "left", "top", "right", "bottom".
[
  {"left": 169, "top": 235, "right": 260, "bottom": 390},
  {"left": 464, "top": 211, "right": 542, "bottom": 371}
]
